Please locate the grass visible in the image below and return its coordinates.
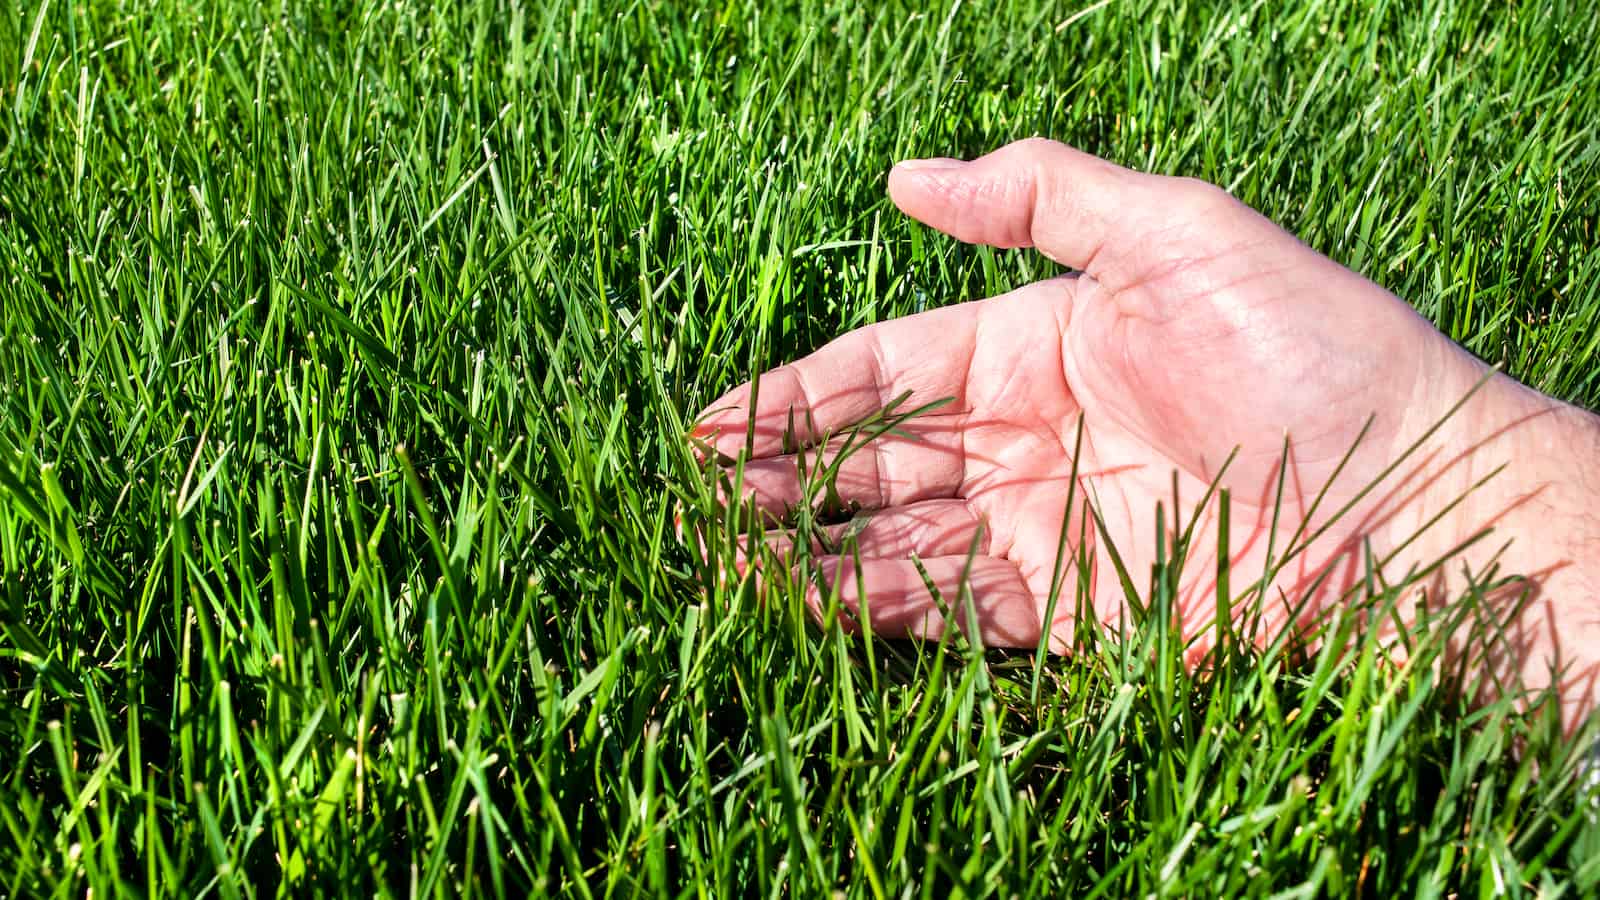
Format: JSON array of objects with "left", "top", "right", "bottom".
[{"left": 3, "top": 0, "right": 1600, "bottom": 894}]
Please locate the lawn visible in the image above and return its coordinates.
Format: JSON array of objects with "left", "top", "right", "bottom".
[{"left": 3, "top": 0, "right": 1600, "bottom": 895}]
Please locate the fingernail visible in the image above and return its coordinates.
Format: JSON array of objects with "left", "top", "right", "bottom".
[{"left": 895, "top": 157, "right": 966, "bottom": 173}]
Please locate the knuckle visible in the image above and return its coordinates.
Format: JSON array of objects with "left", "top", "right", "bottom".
[
  {"left": 1013, "top": 135, "right": 1067, "bottom": 156},
  {"left": 1166, "top": 176, "right": 1231, "bottom": 215}
]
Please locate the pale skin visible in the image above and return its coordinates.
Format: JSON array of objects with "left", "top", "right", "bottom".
[{"left": 692, "top": 138, "right": 1600, "bottom": 734}]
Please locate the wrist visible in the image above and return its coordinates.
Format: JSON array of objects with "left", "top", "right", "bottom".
[
  {"left": 1387, "top": 350, "right": 1600, "bottom": 731},
  {"left": 1434, "top": 379, "right": 1597, "bottom": 584}
]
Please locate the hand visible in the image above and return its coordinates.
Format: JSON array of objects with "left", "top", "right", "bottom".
[{"left": 692, "top": 138, "right": 1600, "bottom": 730}]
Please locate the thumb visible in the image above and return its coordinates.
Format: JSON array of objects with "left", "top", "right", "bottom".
[{"left": 887, "top": 137, "right": 1192, "bottom": 288}]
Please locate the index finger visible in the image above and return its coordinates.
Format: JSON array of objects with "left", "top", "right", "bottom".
[{"left": 693, "top": 301, "right": 981, "bottom": 459}]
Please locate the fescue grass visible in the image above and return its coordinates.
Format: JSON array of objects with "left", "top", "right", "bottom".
[{"left": 3, "top": 0, "right": 1600, "bottom": 895}]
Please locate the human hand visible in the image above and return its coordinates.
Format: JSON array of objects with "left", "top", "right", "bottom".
[{"left": 692, "top": 139, "right": 1600, "bottom": 730}]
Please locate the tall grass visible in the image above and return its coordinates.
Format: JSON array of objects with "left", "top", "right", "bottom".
[{"left": 2, "top": 0, "right": 1598, "bottom": 894}]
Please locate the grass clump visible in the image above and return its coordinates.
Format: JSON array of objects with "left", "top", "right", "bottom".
[{"left": 3, "top": 0, "right": 1600, "bottom": 895}]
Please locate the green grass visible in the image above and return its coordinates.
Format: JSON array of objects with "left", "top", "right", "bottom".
[{"left": 3, "top": 0, "right": 1600, "bottom": 894}]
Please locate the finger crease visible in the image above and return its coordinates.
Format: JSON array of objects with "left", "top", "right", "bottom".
[
  {"left": 864, "top": 334, "right": 891, "bottom": 409},
  {"left": 786, "top": 364, "right": 820, "bottom": 441}
]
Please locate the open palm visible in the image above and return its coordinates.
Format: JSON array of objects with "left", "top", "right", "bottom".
[{"left": 695, "top": 139, "right": 1512, "bottom": 655}]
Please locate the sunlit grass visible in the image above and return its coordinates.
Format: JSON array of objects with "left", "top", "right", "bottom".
[{"left": 2, "top": 0, "right": 1599, "bottom": 894}]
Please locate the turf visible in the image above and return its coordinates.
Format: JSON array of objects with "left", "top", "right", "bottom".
[{"left": 3, "top": 0, "right": 1600, "bottom": 895}]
